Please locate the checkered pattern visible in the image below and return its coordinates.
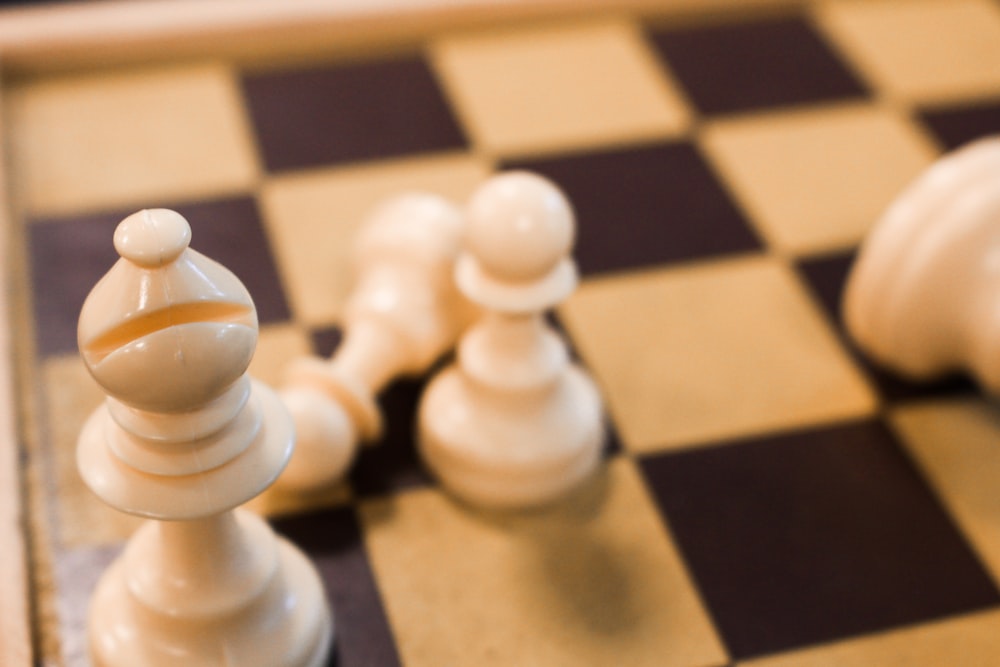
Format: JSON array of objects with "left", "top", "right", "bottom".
[{"left": 12, "top": 1, "right": 1000, "bottom": 665}]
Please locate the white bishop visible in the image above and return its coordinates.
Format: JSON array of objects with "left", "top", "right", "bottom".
[{"left": 77, "top": 209, "right": 332, "bottom": 666}]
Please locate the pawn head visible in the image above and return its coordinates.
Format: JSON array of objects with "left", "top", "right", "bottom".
[{"left": 465, "top": 171, "right": 575, "bottom": 283}]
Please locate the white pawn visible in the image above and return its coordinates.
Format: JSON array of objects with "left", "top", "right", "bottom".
[
  {"left": 77, "top": 210, "right": 332, "bottom": 666},
  {"left": 418, "top": 171, "right": 604, "bottom": 509},
  {"left": 844, "top": 136, "right": 1000, "bottom": 392},
  {"left": 276, "top": 193, "right": 475, "bottom": 492}
]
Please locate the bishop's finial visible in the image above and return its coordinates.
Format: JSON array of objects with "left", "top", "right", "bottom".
[{"left": 113, "top": 208, "right": 192, "bottom": 267}]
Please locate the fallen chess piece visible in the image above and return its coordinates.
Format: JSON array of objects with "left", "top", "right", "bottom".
[
  {"left": 76, "top": 209, "right": 332, "bottom": 666},
  {"left": 418, "top": 171, "right": 605, "bottom": 509},
  {"left": 275, "top": 193, "right": 476, "bottom": 492},
  {"left": 844, "top": 136, "right": 1000, "bottom": 392}
]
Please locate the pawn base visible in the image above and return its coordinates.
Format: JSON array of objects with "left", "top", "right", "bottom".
[
  {"left": 418, "top": 364, "right": 603, "bottom": 509},
  {"left": 88, "top": 514, "right": 333, "bottom": 667},
  {"left": 275, "top": 386, "right": 359, "bottom": 492}
]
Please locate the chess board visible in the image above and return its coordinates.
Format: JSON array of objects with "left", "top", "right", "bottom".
[{"left": 7, "top": 0, "right": 1000, "bottom": 665}]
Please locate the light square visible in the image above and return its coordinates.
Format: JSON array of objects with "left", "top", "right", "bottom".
[
  {"left": 889, "top": 398, "right": 1000, "bottom": 588},
  {"left": 259, "top": 152, "right": 491, "bottom": 327},
  {"left": 247, "top": 322, "right": 311, "bottom": 389},
  {"left": 740, "top": 608, "right": 1000, "bottom": 667},
  {"left": 431, "top": 19, "right": 691, "bottom": 158},
  {"left": 359, "top": 458, "right": 727, "bottom": 667},
  {"left": 7, "top": 63, "right": 258, "bottom": 218},
  {"left": 701, "top": 103, "right": 936, "bottom": 255},
  {"left": 817, "top": 0, "right": 1000, "bottom": 105},
  {"left": 561, "top": 255, "right": 876, "bottom": 453}
]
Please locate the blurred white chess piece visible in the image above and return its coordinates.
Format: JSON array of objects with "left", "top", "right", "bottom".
[
  {"left": 418, "top": 171, "right": 605, "bottom": 509},
  {"left": 276, "top": 193, "right": 476, "bottom": 492},
  {"left": 77, "top": 209, "right": 332, "bottom": 666},
  {"left": 844, "top": 136, "right": 1000, "bottom": 392}
]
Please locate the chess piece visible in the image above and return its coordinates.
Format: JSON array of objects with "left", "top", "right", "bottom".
[
  {"left": 77, "top": 210, "right": 332, "bottom": 666},
  {"left": 844, "top": 136, "right": 1000, "bottom": 393},
  {"left": 276, "top": 193, "right": 475, "bottom": 492},
  {"left": 418, "top": 171, "right": 604, "bottom": 509}
]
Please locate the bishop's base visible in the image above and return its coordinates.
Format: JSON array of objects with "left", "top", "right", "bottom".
[
  {"left": 418, "top": 365, "right": 603, "bottom": 510},
  {"left": 88, "top": 531, "right": 333, "bottom": 667}
]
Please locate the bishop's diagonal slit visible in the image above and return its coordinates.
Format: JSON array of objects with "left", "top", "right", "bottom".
[{"left": 81, "top": 302, "right": 255, "bottom": 366}]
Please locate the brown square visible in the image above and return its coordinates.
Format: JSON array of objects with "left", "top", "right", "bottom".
[
  {"left": 640, "top": 419, "right": 1000, "bottom": 659},
  {"left": 650, "top": 15, "right": 866, "bottom": 115},
  {"left": 505, "top": 142, "right": 760, "bottom": 276},
  {"left": 741, "top": 609, "right": 1000, "bottom": 666},
  {"left": 242, "top": 57, "right": 467, "bottom": 171}
]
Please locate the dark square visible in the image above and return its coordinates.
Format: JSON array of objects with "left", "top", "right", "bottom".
[
  {"left": 920, "top": 101, "right": 1000, "bottom": 151},
  {"left": 796, "top": 252, "right": 976, "bottom": 402},
  {"left": 794, "top": 251, "right": 856, "bottom": 325},
  {"left": 648, "top": 16, "right": 867, "bottom": 115},
  {"left": 347, "top": 376, "right": 435, "bottom": 498},
  {"left": 272, "top": 507, "right": 401, "bottom": 667},
  {"left": 29, "top": 197, "right": 290, "bottom": 358},
  {"left": 307, "top": 324, "right": 433, "bottom": 497},
  {"left": 504, "top": 142, "right": 761, "bottom": 276},
  {"left": 173, "top": 198, "right": 292, "bottom": 324},
  {"left": 242, "top": 58, "right": 467, "bottom": 172},
  {"left": 310, "top": 325, "right": 344, "bottom": 358},
  {"left": 640, "top": 420, "right": 999, "bottom": 659}
]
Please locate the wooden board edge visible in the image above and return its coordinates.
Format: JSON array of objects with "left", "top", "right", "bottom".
[
  {"left": 0, "top": 66, "right": 34, "bottom": 667},
  {"left": 0, "top": 0, "right": 804, "bottom": 74}
]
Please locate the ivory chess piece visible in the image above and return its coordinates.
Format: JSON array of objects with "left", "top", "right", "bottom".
[
  {"left": 276, "top": 192, "right": 474, "bottom": 492},
  {"left": 76, "top": 209, "right": 332, "bottom": 666},
  {"left": 844, "top": 136, "right": 1000, "bottom": 392},
  {"left": 418, "top": 171, "right": 604, "bottom": 509}
]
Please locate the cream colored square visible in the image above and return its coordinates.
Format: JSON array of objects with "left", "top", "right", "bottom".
[
  {"left": 247, "top": 322, "right": 311, "bottom": 389},
  {"left": 431, "top": 19, "right": 690, "bottom": 158},
  {"left": 888, "top": 398, "right": 1000, "bottom": 587},
  {"left": 701, "top": 103, "right": 936, "bottom": 255},
  {"left": 561, "top": 255, "right": 876, "bottom": 453},
  {"left": 817, "top": 0, "right": 1000, "bottom": 104},
  {"left": 360, "top": 458, "right": 727, "bottom": 667},
  {"left": 740, "top": 608, "right": 1000, "bottom": 666},
  {"left": 259, "top": 152, "right": 491, "bottom": 326},
  {"left": 41, "top": 355, "right": 141, "bottom": 547},
  {"left": 7, "top": 63, "right": 258, "bottom": 217}
]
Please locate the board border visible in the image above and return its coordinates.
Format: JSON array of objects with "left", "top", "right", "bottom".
[{"left": 0, "top": 0, "right": 803, "bottom": 73}]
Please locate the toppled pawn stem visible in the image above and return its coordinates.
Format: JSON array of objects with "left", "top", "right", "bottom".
[{"left": 275, "top": 193, "right": 475, "bottom": 492}]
